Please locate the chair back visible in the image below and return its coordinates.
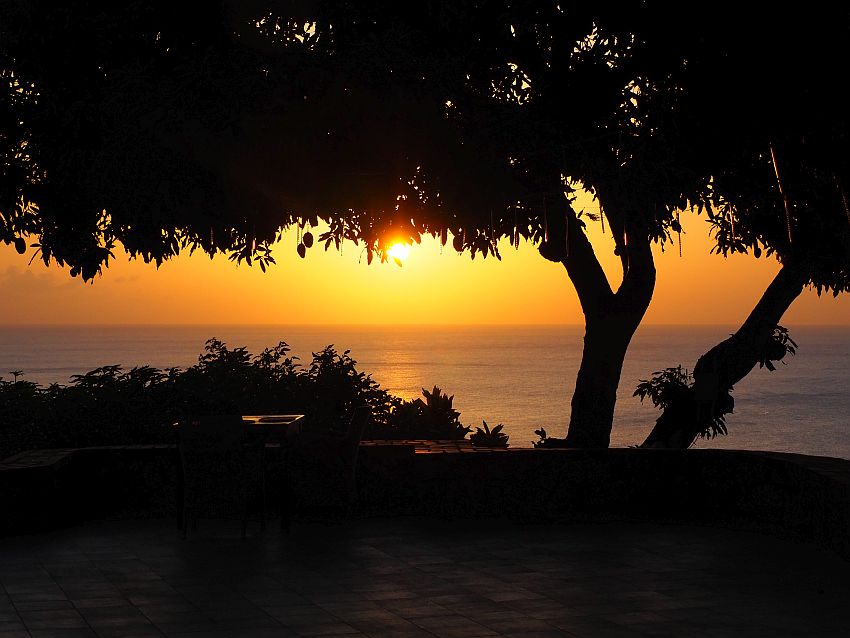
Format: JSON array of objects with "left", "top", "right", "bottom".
[
  {"left": 286, "top": 406, "right": 371, "bottom": 516},
  {"left": 178, "top": 414, "right": 244, "bottom": 448},
  {"left": 344, "top": 405, "right": 371, "bottom": 460},
  {"left": 345, "top": 405, "right": 372, "bottom": 445},
  {"left": 178, "top": 415, "right": 249, "bottom": 485},
  {"left": 178, "top": 414, "right": 267, "bottom": 534},
  {"left": 286, "top": 406, "right": 370, "bottom": 446}
]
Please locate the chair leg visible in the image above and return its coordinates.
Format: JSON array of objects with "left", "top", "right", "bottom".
[
  {"left": 241, "top": 480, "right": 249, "bottom": 540},
  {"left": 260, "top": 466, "right": 267, "bottom": 533},
  {"left": 281, "top": 480, "right": 291, "bottom": 533},
  {"left": 282, "top": 457, "right": 292, "bottom": 533},
  {"left": 181, "top": 488, "right": 190, "bottom": 539},
  {"left": 177, "top": 486, "right": 185, "bottom": 531},
  {"left": 344, "top": 466, "right": 358, "bottom": 517},
  {"left": 281, "top": 493, "right": 291, "bottom": 533}
]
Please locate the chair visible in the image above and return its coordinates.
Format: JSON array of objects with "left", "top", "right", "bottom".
[
  {"left": 177, "top": 415, "right": 267, "bottom": 538},
  {"left": 285, "top": 406, "right": 371, "bottom": 522}
]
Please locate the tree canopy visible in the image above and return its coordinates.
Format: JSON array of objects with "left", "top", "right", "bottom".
[
  {"left": 5, "top": 3, "right": 848, "bottom": 284},
  {"left": 2, "top": 1, "right": 707, "bottom": 278},
  {"left": 681, "top": 8, "right": 850, "bottom": 295}
]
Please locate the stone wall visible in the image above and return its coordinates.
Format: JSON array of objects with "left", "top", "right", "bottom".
[
  {"left": 2, "top": 446, "right": 849, "bottom": 557},
  {"left": 359, "top": 449, "right": 850, "bottom": 558}
]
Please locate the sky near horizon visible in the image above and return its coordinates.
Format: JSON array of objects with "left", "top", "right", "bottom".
[{"left": 2, "top": 204, "right": 849, "bottom": 327}]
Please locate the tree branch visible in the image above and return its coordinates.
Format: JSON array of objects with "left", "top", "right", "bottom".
[
  {"left": 641, "top": 258, "right": 808, "bottom": 449},
  {"left": 614, "top": 219, "right": 656, "bottom": 313},
  {"left": 539, "top": 200, "right": 613, "bottom": 316},
  {"left": 694, "top": 258, "right": 807, "bottom": 387}
]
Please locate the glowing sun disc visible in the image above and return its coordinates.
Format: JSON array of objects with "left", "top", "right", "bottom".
[{"left": 387, "top": 243, "right": 410, "bottom": 262}]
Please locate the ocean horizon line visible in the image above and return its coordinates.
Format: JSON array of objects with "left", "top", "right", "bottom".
[{"left": 2, "top": 322, "right": 849, "bottom": 329}]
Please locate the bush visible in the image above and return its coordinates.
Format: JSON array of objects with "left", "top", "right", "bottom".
[
  {"left": 372, "top": 386, "right": 471, "bottom": 440},
  {"left": 470, "top": 421, "right": 509, "bottom": 448},
  {"left": 634, "top": 365, "right": 729, "bottom": 439},
  {"left": 0, "top": 339, "right": 505, "bottom": 456}
]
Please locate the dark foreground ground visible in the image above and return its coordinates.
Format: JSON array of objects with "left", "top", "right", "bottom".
[{"left": 0, "top": 518, "right": 847, "bottom": 638}]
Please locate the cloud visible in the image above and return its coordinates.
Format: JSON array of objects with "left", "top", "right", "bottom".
[{"left": 0, "top": 264, "right": 67, "bottom": 291}]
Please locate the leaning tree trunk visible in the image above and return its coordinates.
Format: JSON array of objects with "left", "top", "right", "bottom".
[
  {"left": 540, "top": 202, "right": 656, "bottom": 448},
  {"left": 641, "top": 260, "right": 807, "bottom": 449}
]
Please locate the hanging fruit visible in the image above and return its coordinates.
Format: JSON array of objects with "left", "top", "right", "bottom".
[
  {"left": 296, "top": 243, "right": 306, "bottom": 258},
  {"left": 302, "top": 231, "right": 314, "bottom": 248},
  {"left": 452, "top": 232, "right": 463, "bottom": 252},
  {"left": 14, "top": 237, "right": 26, "bottom": 254}
]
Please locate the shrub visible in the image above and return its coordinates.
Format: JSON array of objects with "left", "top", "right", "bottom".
[
  {"left": 0, "top": 340, "right": 498, "bottom": 455},
  {"left": 470, "top": 421, "right": 509, "bottom": 448},
  {"left": 377, "top": 386, "right": 471, "bottom": 440},
  {"left": 634, "top": 365, "right": 729, "bottom": 439}
]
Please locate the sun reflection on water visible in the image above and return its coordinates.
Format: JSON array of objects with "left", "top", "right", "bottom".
[{"left": 370, "top": 347, "right": 420, "bottom": 401}]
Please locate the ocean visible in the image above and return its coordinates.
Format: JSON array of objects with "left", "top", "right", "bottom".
[{"left": 1, "top": 324, "right": 848, "bottom": 459}]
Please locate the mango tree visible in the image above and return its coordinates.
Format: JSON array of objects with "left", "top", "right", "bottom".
[{"left": 638, "top": 7, "right": 850, "bottom": 447}]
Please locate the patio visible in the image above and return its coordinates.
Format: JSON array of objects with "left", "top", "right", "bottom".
[{"left": 1, "top": 516, "right": 848, "bottom": 638}]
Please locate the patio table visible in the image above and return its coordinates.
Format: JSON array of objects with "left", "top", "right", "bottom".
[
  {"left": 241, "top": 414, "right": 305, "bottom": 443},
  {"left": 244, "top": 415, "right": 305, "bottom": 529},
  {"left": 175, "top": 414, "right": 305, "bottom": 532}
]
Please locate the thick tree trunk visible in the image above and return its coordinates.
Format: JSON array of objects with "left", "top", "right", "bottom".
[
  {"left": 540, "top": 201, "right": 656, "bottom": 448},
  {"left": 565, "top": 312, "right": 640, "bottom": 447},
  {"left": 641, "top": 260, "right": 807, "bottom": 448}
]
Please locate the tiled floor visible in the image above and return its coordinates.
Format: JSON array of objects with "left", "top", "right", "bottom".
[{"left": 0, "top": 517, "right": 847, "bottom": 637}]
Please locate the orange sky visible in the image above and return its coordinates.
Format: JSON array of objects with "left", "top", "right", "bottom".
[{"left": 2, "top": 204, "right": 848, "bottom": 326}]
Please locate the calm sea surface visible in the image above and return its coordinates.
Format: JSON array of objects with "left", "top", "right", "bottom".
[{"left": 1, "top": 324, "right": 848, "bottom": 459}]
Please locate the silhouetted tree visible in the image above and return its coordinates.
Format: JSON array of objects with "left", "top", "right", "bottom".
[
  {"left": 639, "top": 9, "right": 850, "bottom": 448},
  {"left": 1, "top": 2, "right": 698, "bottom": 448}
]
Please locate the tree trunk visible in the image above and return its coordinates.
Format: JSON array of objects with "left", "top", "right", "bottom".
[
  {"left": 539, "top": 201, "right": 656, "bottom": 448},
  {"left": 641, "top": 260, "right": 807, "bottom": 449},
  {"left": 565, "top": 312, "right": 642, "bottom": 447}
]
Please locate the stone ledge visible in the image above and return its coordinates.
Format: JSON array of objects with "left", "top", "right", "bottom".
[{"left": 2, "top": 445, "right": 849, "bottom": 558}]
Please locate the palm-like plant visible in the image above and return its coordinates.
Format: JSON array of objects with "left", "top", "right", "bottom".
[{"left": 470, "top": 420, "right": 509, "bottom": 448}]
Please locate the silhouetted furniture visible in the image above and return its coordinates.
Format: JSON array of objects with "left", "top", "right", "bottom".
[
  {"left": 177, "top": 415, "right": 267, "bottom": 538},
  {"left": 285, "top": 406, "right": 371, "bottom": 522},
  {"left": 242, "top": 414, "right": 304, "bottom": 527},
  {"left": 241, "top": 414, "right": 305, "bottom": 443}
]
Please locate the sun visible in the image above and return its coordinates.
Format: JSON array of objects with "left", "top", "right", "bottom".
[{"left": 387, "top": 243, "right": 410, "bottom": 263}]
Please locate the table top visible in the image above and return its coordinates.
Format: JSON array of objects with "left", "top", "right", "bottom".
[{"left": 241, "top": 414, "right": 305, "bottom": 426}]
